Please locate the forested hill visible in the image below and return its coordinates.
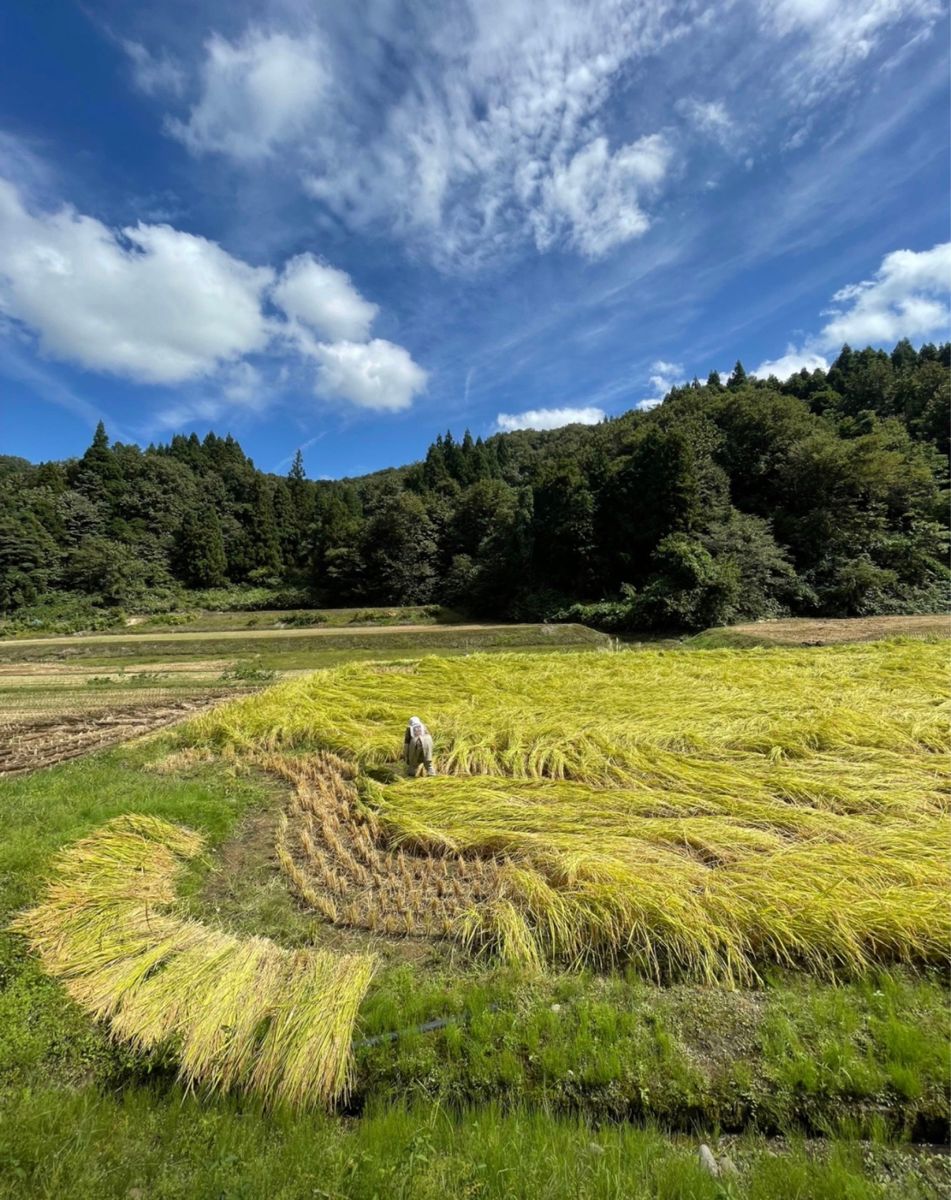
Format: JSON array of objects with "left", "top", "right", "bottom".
[{"left": 2, "top": 339, "right": 949, "bottom": 632}]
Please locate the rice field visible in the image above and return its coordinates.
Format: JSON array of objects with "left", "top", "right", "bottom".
[
  {"left": 193, "top": 640, "right": 950, "bottom": 980},
  {"left": 14, "top": 814, "right": 375, "bottom": 1108}
]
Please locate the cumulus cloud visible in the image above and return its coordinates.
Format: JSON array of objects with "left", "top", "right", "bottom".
[
  {"left": 168, "top": 30, "right": 328, "bottom": 160},
  {"left": 495, "top": 406, "right": 605, "bottom": 432},
  {"left": 754, "top": 242, "right": 950, "bottom": 379},
  {"left": 272, "top": 253, "right": 378, "bottom": 342},
  {"left": 819, "top": 242, "right": 951, "bottom": 346},
  {"left": 0, "top": 178, "right": 273, "bottom": 384},
  {"left": 754, "top": 347, "right": 829, "bottom": 379},
  {"left": 0, "top": 177, "right": 427, "bottom": 416},
  {"left": 637, "top": 359, "right": 684, "bottom": 409},
  {"left": 310, "top": 339, "right": 428, "bottom": 412}
]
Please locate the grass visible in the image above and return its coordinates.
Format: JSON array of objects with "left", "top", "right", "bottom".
[
  {"left": 126, "top": 603, "right": 459, "bottom": 634},
  {"left": 13, "top": 812, "right": 374, "bottom": 1108},
  {"left": 0, "top": 622, "right": 606, "bottom": 664},
  {"left": 190, "top": 640, "right": 949, "bottom": 980},
  {"left": 4, "top": 1092, "right": 947, "bottom": 1200},
  {"left": 3, "top": 630, "right": 948, "bottom": 1194}
]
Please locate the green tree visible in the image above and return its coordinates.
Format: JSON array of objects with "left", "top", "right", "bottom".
[
  {"left": 176, "top": 505, "right": 228, "bottom": 587},
  {"left": 0, "top": 499, "right": 59, "bottom": 610},
  {"left": 360, "top": 491, "right": 438, "bottom": 604},
  {"left": 238, "top": 477, "right": 283, "bottom": 581}
]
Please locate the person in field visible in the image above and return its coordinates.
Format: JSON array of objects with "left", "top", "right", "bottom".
[{"left": 403, "top": 715, "right": 437, "bottom": 776}]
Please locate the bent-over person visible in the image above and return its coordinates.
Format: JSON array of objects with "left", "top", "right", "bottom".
[{"left": 404, "top": 716, "right": 436, "bottom": 777}]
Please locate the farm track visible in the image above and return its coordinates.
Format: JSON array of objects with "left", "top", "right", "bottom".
[{"left": 0, "top": 691, "right": 252, "bottom": 777}]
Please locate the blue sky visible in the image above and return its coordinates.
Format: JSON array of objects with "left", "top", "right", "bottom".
[{"left": 1, "top": 0, "right": 948, "bottom": 479}]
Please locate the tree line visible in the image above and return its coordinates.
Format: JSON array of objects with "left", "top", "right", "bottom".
[{"left": 1, "top": 339, "right": 948, "bottom": 631}]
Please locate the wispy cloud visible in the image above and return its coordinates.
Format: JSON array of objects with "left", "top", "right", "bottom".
[
  {"left": 636, "top": 359, "right": 685, "bottom": 410},
  {"left": 123, "top": 39, "right": 185, "bottom": 97},
  {"left": 138, "top": 1, "right": 942, "bottom": 275}
]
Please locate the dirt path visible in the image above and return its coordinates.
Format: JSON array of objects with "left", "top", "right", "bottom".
[{"left": 0, "top": 622, "right": 516, "bottom": 649}]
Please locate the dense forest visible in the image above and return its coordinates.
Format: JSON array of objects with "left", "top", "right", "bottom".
[{"left": 2, "top": 339, "right": 948, "bottom": 632}]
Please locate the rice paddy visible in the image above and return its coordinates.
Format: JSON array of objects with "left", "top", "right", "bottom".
[
  {"left": 193, "top": 639, "right": 950, "bottom": 981},
  {"left": 13, "top": 814, "right": 375, "bottom": 1108}
]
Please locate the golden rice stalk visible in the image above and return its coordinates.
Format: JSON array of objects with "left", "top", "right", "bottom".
[
  {"left": 14, "top": 815, "right": 375, "bottom": 1108},
  {"left": 185, "top": 641, "right": 950, "bottom": 980}
]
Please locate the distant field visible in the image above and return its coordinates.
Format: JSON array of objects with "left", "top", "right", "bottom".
[
  {"left": 0, "top": 621, "right": 607, "bottom": 666},
  {"left": 692, "top": 613, "right": 950, "bottom": 647},
  {"left": 115, "top": 604, "right": 457, "bottom": 635}
]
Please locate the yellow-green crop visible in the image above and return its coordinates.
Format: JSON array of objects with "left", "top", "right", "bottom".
[
  {"left": 14, "top": 814, "right": 375, "bottom": 1108},
  {"left": 190, "top": 639, "right": 950, "bottom": 980}
]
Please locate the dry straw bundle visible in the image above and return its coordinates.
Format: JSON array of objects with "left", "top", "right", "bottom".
[
  {"left": 14, "top": 814, "right": 375, "bottom": 1108},
  {"left": 193, "top": 639, "right": 950, "bottom": 980}
]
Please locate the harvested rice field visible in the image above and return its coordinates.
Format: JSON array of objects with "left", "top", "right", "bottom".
[
  {"left": 0, "top": 693, "right": 250, "bottom": 777},
  {"left": 191, "top": 640, "right": 949, "bottom": 979},
  {"left": 5, "top": 633, "right": 950, "bottom": 1198}
]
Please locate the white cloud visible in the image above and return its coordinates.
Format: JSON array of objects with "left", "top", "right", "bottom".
[
  {"left": 819, "top": 242, "right": 951, "bottom": 346},
  {"left": 761, "top": 0, "right": 942, "bottom": 104},
  {"left": 168, "top": 30, "right": 328, "bottom": 160},
  {"left": 310, "top": 339, "right": 428, "bottom": 412},
  {"left": 298, "top": 1, "right": 691, "bottom": 267},
  {"left": 532, "top": 134, "right": 672, "bottom": 259},
  {"left": 0, "top": 178, "right": 273, "bottom": 384},
  {"left": 753, "top": 242, "right": 950, "bottom": 379},
  {"left": 272, "top": 253, "right": 378, "bottom": 342},
  {"left": 637, "top": 359, "right": 684, "bottom": 409},
  {"left": 676, "top": 98, "right": 736, "bottom": 147},
  {"left": 123, "top": 40, "right": 185, "bottom": 96},
  {"left": 754, "top": 347, "right": 829, "bottom": 378},
  {"left": 144, "top": 1, "right": 942, "bottom": 273},
  {"left": 0, "top": 177, "right": 427, "bottom": 417},
  {"left": 495, "top": 406, "right": 605, "bottom": 432}
]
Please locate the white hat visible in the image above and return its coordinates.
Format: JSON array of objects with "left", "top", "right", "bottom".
[{"left": 409, "top": 716, "right": 422, "bottom": 727}]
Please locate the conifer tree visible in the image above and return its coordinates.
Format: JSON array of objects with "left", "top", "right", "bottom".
[{"left": 177, "top": 504, "right": 227, "bottom": 587}]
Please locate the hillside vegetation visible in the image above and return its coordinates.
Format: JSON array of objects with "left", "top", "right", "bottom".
[{"left": 1, "top": 340, "right": 948, "bottom": 632}]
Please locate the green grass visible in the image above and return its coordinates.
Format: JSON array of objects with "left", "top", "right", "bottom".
[
  {"left": 0, "top": 623, "right": 607, "bottom": 664},
  {"left": 126, "top": 604, "right": 460, "bottom": 634},
  {"left": 2, "top": 633, "right": 948, "bottom": 1196},
  {"left": 3, "top": 1092, "right": 947, "bottom": 1200},
  {"left": 2, "top": 1063, "right": 934, "bottom": 1199}
]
